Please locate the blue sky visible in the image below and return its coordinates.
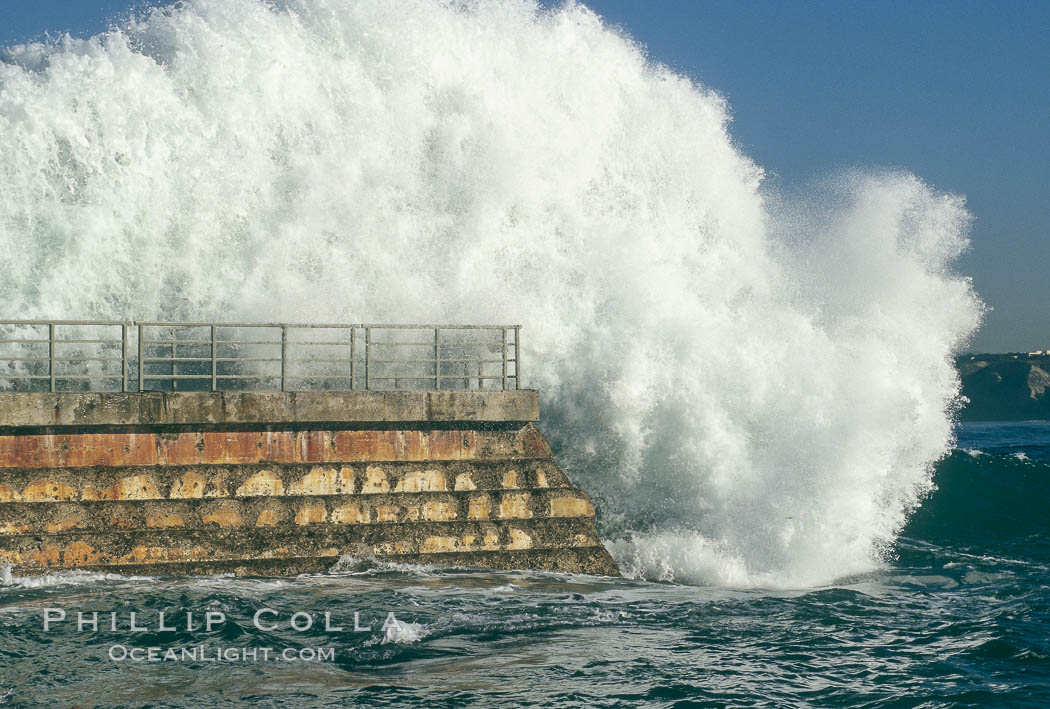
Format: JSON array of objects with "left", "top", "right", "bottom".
[{"left": 1, "top": 0, "right": 1047, "bottom": 352}]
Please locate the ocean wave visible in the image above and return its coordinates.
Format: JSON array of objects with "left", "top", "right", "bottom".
[
  {"left": 903, "top": 451, "right": 1050, "bottom": 546},
  {"left": 0, "top": 565, "right": 152, "bottom": 589}
]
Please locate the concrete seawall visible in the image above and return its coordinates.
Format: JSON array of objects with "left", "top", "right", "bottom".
[{"left": 0, "top": 391, "right": 617, "bottom": 576}]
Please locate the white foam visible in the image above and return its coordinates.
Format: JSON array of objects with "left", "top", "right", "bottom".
[
  {"left": 327, "top": 555, "right": 438, "bottom": 577},
  {"left": 0, "top": 0, "right": 982, "bottom": 588},
  {"left": 0, "top": 568, "right": 151, "bottom": 589},
  {"left": 363, "top": 619, "right": 428, "bottom": 645}
]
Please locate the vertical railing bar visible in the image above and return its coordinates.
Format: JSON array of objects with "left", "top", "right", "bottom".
[
  {"left": 434, "top": 327, "right": 441, "bottom": 391},
  {"left": 280, "top": 325, "right": 288, "bottom": 392},
  {"left": 170, "top": 328, "right": 176, "bottom": 392},
  {"left": 514, "top": 325, "right": 521, "bottom": 390},
  {"left": 48, "top": 323, "right": 55, "bottom": 393},
  {"left": 350, "top": 326, "right": 356, "bottom": 390},
  {"left": 210, "top": 325, "right": 217, "bottom": 392},
  {"left": 365, "top": 327, "right": 371, "bottom": 390},
  {"left": 121, "top": 324, "right": 128, "bottom": 393},
  {"left": 502, "top": 327, "right": 508, "bottom": 391},
  {"left": 137, "top": 323, "right": 144, "bottom": 392}
]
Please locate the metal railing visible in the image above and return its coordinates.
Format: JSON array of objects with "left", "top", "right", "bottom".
[{"left": 0, "top": 321, "right": 520, "bottom": 393}]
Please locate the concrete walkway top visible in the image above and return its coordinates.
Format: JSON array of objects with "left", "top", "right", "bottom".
[{"left": 0, "top": 390, "right": 539, "bottom": 429}]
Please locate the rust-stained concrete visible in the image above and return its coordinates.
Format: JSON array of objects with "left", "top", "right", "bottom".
[
  {"left": 0, "top": 427, "right": 552, "bottom": 469},
  {"left": 0, "top": 391, "right": 616, "bottom": 576}
]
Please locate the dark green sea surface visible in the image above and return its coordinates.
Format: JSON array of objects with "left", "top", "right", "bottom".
[{"left": 0, "top": 423, "right": 1047, "bottom": 708}]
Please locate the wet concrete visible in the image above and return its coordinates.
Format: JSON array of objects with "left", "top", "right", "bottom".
[{"left": 0, "top": 392, "right": 617, "bottom": 576}]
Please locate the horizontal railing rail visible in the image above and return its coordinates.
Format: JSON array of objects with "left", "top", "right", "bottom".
[{"left": 0, "top": 321, "right": 520, "bottom": 393}]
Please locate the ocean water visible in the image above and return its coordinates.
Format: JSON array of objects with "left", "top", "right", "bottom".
[{"left": 0, "top": 422, "right": 1047, "bottom": 707}]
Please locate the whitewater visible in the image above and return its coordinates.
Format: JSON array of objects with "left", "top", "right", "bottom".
[{"left": 0, "top": 0, "right": 983, "bottom": 588}]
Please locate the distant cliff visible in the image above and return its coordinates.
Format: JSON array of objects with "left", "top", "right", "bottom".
[{"left": 957, "top": 354, "right": 1050, "bottom": 421}]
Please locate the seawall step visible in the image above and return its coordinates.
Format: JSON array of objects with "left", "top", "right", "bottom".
[
  {"left": 0, "top": 518, "right": 613, "bottom": 573},
  {"left": 0, "top": 460, "right": 570, "bottom": 503},
  {"left": 0, "top": 489, "right": 597, "bottom": 533},
  {"left": 5, "top": 548, "right": 617, "bottom": 577}
]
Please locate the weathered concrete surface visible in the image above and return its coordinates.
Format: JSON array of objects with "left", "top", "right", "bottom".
[
  {"left": 0, "top": 395, "right": 617, "bottom": 576},
  {"left": 0, "top": 518, "right": 605, "bottom": 567},
  {"left": 0, "top": 459, "right": 572, "bottom": 505},
  {"left": 0, "top": 425, "right": 552, "bottom": 470},
  {"left": 0, "top": 488, "right": 597, "bottom": 533},
  {"left": 0, "top": 390, "right": 539, "bottom": 429},
  {"left": 0, "top": 453, "right": 616, "bottom": 575},
  {"left": 26, "top": 548, "right": 617, "bottom": 577}
]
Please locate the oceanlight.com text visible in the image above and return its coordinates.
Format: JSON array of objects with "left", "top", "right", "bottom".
[{"left": 108, "top": 645, "right": 335, "bottom": 663}]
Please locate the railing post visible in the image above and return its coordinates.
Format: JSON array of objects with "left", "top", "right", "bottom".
[
  {"left": 349, "top": 326, "right": 356, "bottom": 390},
  {"left": 121, "top": 324, "right": 128, "bottom": 393},
  {"left": 280, "top": 325, "right": 288, "bottom": 392},
  {"left": 364, "top": 327, "right": 371, "bottom": 390},
  {"left": 514, "top": 325, "right": 521, "bottom": 390},
  {"left": 502, "top": 327, "right": 508, "bottom": 391},
  {"left": 137, "top": 323, "right": 144, "bottom": 392},
  {"left": 170, "top": 329, "right": 176, "bottom": 392},
  {"left": 434, "top": 328, "right": 441, "bottom": 391},
  {"left": 48, "top": 323, "right": 55, "bottom": 393},
  {"left": 211, "top": 325, "right": 217, "bottom": 392}
]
